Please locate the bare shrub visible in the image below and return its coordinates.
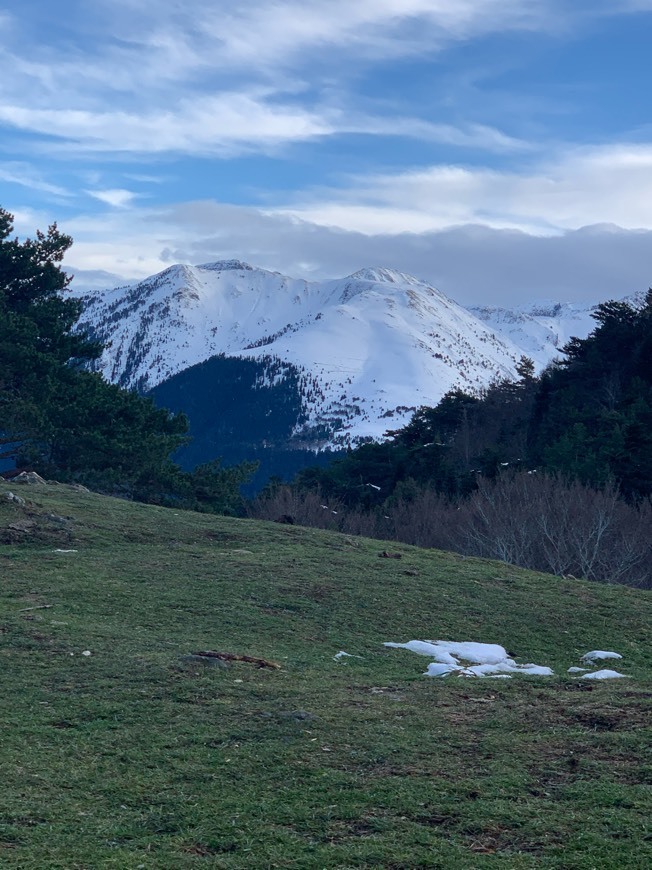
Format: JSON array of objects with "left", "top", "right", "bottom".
[
  {"left": 247, "top": 486, "right": 345, "bottom": 532},
  {"left": 460, "top": 473, "right": 652, "bottom": 587},
  {"left": 381, "top": 488, "right": 464, "bottom": 550}
]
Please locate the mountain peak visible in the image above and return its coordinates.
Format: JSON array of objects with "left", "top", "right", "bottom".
[
  {"left": 196, "top": 260, "right": 255, "bottom": 273},
  {"left": 348, "top": 267, "right": 424, "bottom": 285}
]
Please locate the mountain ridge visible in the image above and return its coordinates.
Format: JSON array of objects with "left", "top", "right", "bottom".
[
  {"left": 75, "top": 261, "right": 642, "bottom": 449},
  {"left": 76, "top": 261, "right": 525, "bottom": 446}
]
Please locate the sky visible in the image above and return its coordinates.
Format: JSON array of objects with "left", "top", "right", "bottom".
[{"left": 2, "top": 0, "right": 652, "bottom": 305}]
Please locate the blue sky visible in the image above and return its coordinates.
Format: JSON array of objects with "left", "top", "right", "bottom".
[{"left": 2, "top": 0, "right": 652, "bottom": 304}]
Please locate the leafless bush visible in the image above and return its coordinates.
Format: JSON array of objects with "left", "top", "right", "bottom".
[
  {"left": 459, "top": 473, "right": 652, "bottom": 587},
  {"left": 381, "top": 488, "right": 465, "bottom": 550},
  {"left": 247, "top": 486, "right": 345, "bottom": 532}
]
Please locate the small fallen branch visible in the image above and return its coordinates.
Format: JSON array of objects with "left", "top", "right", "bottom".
[
  {"left": 18, "top": 604, "right": 53, "bottom": 612},
  {"left": 191, "top": 651, "right": 281, "bottom": 669}
]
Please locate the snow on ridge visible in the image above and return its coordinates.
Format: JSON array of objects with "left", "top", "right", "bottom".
[
  {"left": 77, "top": 260, "right": 532, "bottom": 446},
  {"left": 468, "top": 301, "right": 598, "bottom": 371},
  {"left": 196, "top": 260, "right": 255, "bottom": 272},
  {"left": 471, "top": 289, "right": 648, "bottom": 372},
  {"left": 79, "top": 259, "right": 641, "bottom": 449},
  {"left": 348, "top": 267, "right": 428, "bottom": 286}
]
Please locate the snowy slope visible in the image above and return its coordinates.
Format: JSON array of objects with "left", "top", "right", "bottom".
[
  {"left": 76, "top": 262, "right": 526, "bottom": 446},
  {"left": 469, "top": 291, "right": 646, "bottom": 370}
]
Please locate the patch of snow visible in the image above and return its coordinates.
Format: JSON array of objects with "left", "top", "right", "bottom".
[
  {"left": 580, "top": 669, "right": 628, "bottom": 680},
  {"left": 385, "top": 639, "right": 554, "bottom": 678},
  {"left": 567, "top": 667, "right": 588, "bottom": 673},
  {"left": 581, "top": 650, "right": 623, "bottom": 663},
  {"left": 424, "top": 662, "right": 460, "bottom": 678},
  {"left": 333, "top": 651, "right": 362, "bottom": 661}
]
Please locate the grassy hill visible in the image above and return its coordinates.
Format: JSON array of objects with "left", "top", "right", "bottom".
[{"left": 1, "top": 481, "right": 650, "bottom": 869}]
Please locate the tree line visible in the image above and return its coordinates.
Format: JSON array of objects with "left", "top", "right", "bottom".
[{"left": 0, "top": 207, "right": 253, "bottom": 514}]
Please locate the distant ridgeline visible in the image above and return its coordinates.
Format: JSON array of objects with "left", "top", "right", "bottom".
[{"left": 148, "top": 353, "right": 341, "bottom": 493}]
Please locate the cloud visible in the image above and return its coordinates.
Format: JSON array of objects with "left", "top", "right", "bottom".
[
  {"left": 277, "top": 143, "right": 652, "bottom": 234},
  {"left": 0, "top": 92, "right": 532, "bottom": 159},
  {"left": 60, "top": 199, "right": 652, "bottom": 307},
  {"left": 0, "top": 93, "right": 335, "bottom": 156},
  {"left": 86, "top": 1, "right": 556, "bottom": 72},
  {"left": 0, "top": 161, "right": 69, "bottom": 197},
  {"left": 86, "top": 188, "right": 138, "bottom": 208},
  {"left": 191, "top": 0, "right": 554, "bottom": 69},
  {"left": 0, "top": 1, "right": 624, "bottom": 160}
]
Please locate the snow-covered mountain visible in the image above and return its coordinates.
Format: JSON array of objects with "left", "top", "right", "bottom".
[
  {"left": 76, "top": 261, "right": 526, "bottom": 446},
  {"left": 467, "top": 302, "right": 597, "bottom": 371},
  {"left": 469, "top": 291, "right": 646, "bottom": 370},
  {"left": 77, "top": 260, "right": 640, "bottom": 447}
]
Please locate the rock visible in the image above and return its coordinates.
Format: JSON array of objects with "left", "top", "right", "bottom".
[
  {"left": 7, "top": 520, "right": 36, "bottom": 533},
  {"left": 261, "top": 710, "right": 317, "bottom": 723},
  {"left": 279, "top": 710, "right": 316, "bottom": 722},
  {"left": 12, "top": 472, "right": 47, "bottom": 485},
  {"left": 4, "top": 491, "right": 25, "bottom": 506},
  {"left": 46, "top": 513, "right": 73, "bottom": 526}
]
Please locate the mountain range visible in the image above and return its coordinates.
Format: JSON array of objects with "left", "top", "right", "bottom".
[{"left": 75, "top": 261, "right": 641, "bottom": 451}]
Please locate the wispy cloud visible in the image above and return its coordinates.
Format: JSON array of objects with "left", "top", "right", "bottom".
[
  {"left": 5, "top": 1, "right": 652, "bottom": 310},
  {"left": 0, "top": 94, "right": 334, "bottom": 155},
  {"left": 0, "top": 161, "right": 69, "bottom": 197},
  {"left": 86, "top": 188, "right": 138, "bottom": 208},
  {"left": 277, "top": 143, "right": 652, "bottom": 234},
  {"left": 0, "top": 1, "right": 608, "bottom": 159}
]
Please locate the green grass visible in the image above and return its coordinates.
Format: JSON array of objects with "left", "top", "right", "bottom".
[{"left": 1, "top": 481, "right": 651, "bottom": 869}]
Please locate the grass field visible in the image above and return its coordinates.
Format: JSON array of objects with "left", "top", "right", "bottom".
[{"left": 1, "top": 480, "right": 650, "bottom": 868}]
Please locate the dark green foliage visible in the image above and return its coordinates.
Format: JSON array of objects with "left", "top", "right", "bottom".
[
  {"left": 296, "top": 294, "right": 652, "bottom": 511},
  {"left": 530, "top": 291, "right": 652, "bottom": 496},
  {"left": 0, "top": 206, "right": 255, "bottom": 509},
  {"left": 149, "top": 353, "right": 339, "bottom": 494},
  {"left": 0, "top": 207, "right": 186, "bottom": 493},
  {"left": 17, "top": 367, "right": 190, "bottom": 499},
  {"left": 166, "top": 458, "right": 259, "bottom": 515},
  {"left": 150, "top": 353, "right": 306, "bottom": 465},
  {"left": 0, "top": 209, "right": 101, "bottom": 456}
]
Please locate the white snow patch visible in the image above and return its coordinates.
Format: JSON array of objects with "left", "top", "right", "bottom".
[
  {"left": 581, "top": 650, "right": 623, "bottom": 663},
  {"left": 567, "top": 667, "right": 588, "bottom": 673},
  {"left": 580, "top": 669, "right": 628, "bottom": 680},
  {"left": 333, "top": 650, "right": 362, "bottom": 661},
  {"left": 423, "top": 662, "right": 460, "bottom": 678},
  {"left": 384, "top": 640, "right": 554, "bottom": 678}
]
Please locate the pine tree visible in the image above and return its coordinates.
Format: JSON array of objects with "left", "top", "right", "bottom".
[{"left": 0, "top": 207, "right": 187, "bottom": 493}]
